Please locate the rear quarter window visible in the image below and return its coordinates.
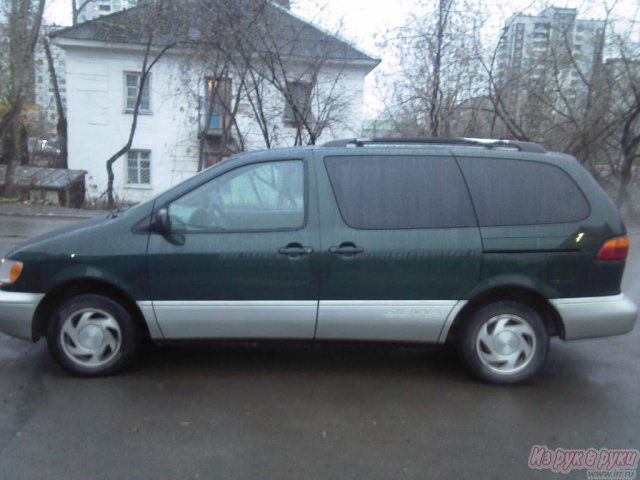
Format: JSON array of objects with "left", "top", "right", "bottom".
[
  {"left": 324, "top": 155, "right": 477, "bottom": 229},
  {"left": 457, "top": 157, "right": 590, "bottom": 226}
]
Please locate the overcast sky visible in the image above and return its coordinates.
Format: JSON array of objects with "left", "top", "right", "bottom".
[
  {"left": 291, "top": 0, "right": 638, "bottom": 52},
  {"left": 290, "top": 0, "right": 638, "bottom": 115}
]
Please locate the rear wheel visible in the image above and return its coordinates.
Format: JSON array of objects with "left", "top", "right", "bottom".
[
  {"left": 457, "top": 301, "right": 549, "bottom": 384},
  {"left": 46, "top": 295, "right": 139, "bottom": 377}
]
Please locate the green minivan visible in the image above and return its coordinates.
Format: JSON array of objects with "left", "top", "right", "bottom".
[{"left": 0, "top": 138, "right": 637, "bottom": 383}]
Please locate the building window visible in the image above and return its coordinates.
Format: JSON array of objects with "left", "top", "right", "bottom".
[
  {"left": 283, "top": 81, "right": 312, "bottom": 124},
  {"left": 206, "top": 78, "right": 231, "bottom": 130},
  {"left": 126, "top": 150, "right": 151, "bottom": 185},
  {"left": 124, "top": 72, "right": 151, "bottom": 113}
]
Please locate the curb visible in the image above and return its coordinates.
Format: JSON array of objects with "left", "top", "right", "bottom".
[
  {"left": 0, "top": 211, "right": 102, "bottom": 220},
  {"left": 0, "top": 204, "right": 107, "bottom": 220}
]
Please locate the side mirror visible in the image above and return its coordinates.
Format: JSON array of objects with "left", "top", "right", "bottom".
[{"left": 154, "top": 207, "right": 170, "bottom": 234}]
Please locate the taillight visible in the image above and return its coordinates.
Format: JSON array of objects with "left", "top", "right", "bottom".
[{"left": 597, "top": 235, "right": 629, "bottom": 261}]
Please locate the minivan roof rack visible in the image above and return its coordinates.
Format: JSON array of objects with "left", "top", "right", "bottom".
[{"left": 322, "top": 137, "right": 547, "bottom": 154}]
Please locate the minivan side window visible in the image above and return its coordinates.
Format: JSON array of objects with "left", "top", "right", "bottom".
[
  {"left": 168, "top": 160, "right": 305, "bottom": 232},
  {"left": 458, "top": 157, "right": 590, "bottom": 226},
  {"left": 324, "top": 155, "right": 476, "bottom": 229}
]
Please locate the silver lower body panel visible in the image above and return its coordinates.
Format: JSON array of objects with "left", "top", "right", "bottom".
[
  {"left": 316, "top": 300, "right": 461, "bottom": 343},
  {"left": 0, "top": 291, "right": 45, "bottom": 341},
  {"left": 139, "top": 295, "right": 638, "bottom": 343},
  {"left": 148, "top": 301, "right": 318, "bottom": 339},
  {"left": 551, "top": 294, "right": 638, "bottom": 340}
]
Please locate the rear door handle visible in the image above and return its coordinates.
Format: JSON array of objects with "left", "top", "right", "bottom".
[
  {"left": 279, "top": 242, "right": 314, "bottom": 257},
  {"left": 328, "top": 242, "right": 364, "bottom": 256}
]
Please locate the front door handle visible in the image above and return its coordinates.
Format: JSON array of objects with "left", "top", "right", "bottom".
[
  {"left": 328, "top": 242, "right": 364, "bottom": 256},
  {"left": 279, "top": 242, "right": 314, "bottom": 258}
]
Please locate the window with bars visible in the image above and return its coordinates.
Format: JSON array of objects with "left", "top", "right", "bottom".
[
  {"left": 126, "top": 150, "right": 151, "bottom": 186},
  {"left": 124, "top": 72, "right": 151, "bottom": 112},
  {"left": 283, "top": 81, "right": 312, "bottom": 124}
]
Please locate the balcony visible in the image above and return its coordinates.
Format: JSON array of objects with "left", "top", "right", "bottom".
[{"left": 203, "top": 113, "right": 229, "bottom": 138}]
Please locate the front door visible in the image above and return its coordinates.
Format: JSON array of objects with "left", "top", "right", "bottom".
[{"left": 147, "top": 158, "right": 319, "bottom": 339}]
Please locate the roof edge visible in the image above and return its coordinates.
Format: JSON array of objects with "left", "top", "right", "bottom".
[
  {"left": 48, "top": 1, "right": 380, "bottom": 65},
  {"left": 272, "top": 2, "right": 380, "bottom": 64},
  {"left": 49, "top": 3, "right": 152, "bottom": 39}
]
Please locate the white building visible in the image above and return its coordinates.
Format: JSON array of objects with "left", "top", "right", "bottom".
[
  {"left": 77, "top": 0, "right": 138, "bottom": 23},
  {"left": 52, "top": 0, "right": 379, "bottom": 203},
  {"left": 496, "top": 7, "right": 605, "bottom": 115},
  {"left": 32, "top": 0, "right": 138, "bottom": 134}
]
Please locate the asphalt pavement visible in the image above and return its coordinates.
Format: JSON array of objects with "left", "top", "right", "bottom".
[{"left": 0, "top": 207, "right": 638, "bottom": 480}]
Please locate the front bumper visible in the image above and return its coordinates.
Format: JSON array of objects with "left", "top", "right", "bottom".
[
  {"left": 0, "top": 290, "right": 45, "bottom": 341},
  {"left": 551, "top": 294, "right": 638, "bottom": 340}
]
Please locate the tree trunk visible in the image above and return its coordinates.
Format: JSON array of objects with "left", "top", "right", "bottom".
[
  {"left": 4, "top": 112, "right": 22, "bottom": 197},
  {"left": 617, "top": 106, "right": 640, "bottom": 208},
  {"left": 616, "top": 152, "right": 633, "bottom": 207},
  {"left": 44, "top": 37, "right": 68, "bottom": 168},
  {"left": 0, "top": 106, "right": 18, "bottom": 139},
  {"left": 4, "top": 0, "right": 46, "bottom": 194},
  {"left": 429, "top": 0, "right": 451, "bottom": 137}
]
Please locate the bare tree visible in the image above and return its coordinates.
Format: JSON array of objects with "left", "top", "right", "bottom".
[
  {"left": 38, "top": 0, "right": 95, "bottom": 173},
  {"left": 376, "top": 0, "right": 640, "bottom": 216},
  {"left": 250, "top": 3, "right": 354, "bottom": 145},
  {"left": 178, "top": 24, "right": 258, "bottom": 168},
  {"left": 479, "top": 3, "right": 633, "bottom": 172},
  {"left": 480, "top": 3, "right": 640, "bottom": 211},
  {"left": 429, "top": 0, "right": 453, "bottom": 136},
  {"left": 1, "top": 0, "right": 46, "bottom": 195},
  {"left": 43, "top": 36, "right": 67, "bottom": 168},
  {"left": 378, "top": 0, "right": 486, "bottom": 137},
  {"left": 605, "top": 37, "right": 640, "bottom": 207},
  {"left": 177, "top": 0, "right": 359, "bottom": 165}
]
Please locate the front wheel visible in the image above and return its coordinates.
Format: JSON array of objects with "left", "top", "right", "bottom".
[
  {"left": 47, "top": 295, "right": 139, "bottom": 377},
  {"left": 457, "top": 301, "right": 549, "bottom": 384}
]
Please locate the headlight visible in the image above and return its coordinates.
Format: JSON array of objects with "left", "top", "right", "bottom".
[{"left": 0, "top": 259, "right": 23, "bottom": 285}]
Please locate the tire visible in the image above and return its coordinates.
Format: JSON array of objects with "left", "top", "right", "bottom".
[
  {"left": 46, "top": 295, "right": 139, "bottom": 377},
  {"left": 457, "top": 301, "right": 549, "bottom": 384}
]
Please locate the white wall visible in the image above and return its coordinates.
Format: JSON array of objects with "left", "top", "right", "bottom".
[
  {"left": 63, "top": 44, "right": 371, "bottom": 203},
  {"left": 77, "top": 0, "right": 138, "bottom": 23}
]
